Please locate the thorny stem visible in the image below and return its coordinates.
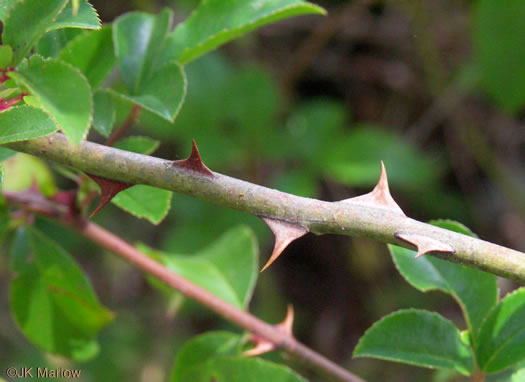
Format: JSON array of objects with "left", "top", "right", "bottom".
[
  {"left": 5, "top": 133, "right": 525, "bottom": 283},
  {"left": 105, "top": 105, "right": 142, "bottom": 146},
  {"left": 2, "top": 189, "right": 364, "bottom": 382}
]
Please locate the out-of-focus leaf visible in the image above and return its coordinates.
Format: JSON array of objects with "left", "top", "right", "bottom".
[
  {"left": 0, "top": 0, "right": 18, "bottom": 22},
  {"left": 2, "top": 0, "right": 68, "bottom": 65},
  {"left": 9, "top": 56, "right": 92, "bottom": 145},
  {"left": 161, "top": 193, "right": 267, "bottom": 254},
  {"left": 9, "top": 228, "right": 113, "bottom": 361},
  {"left": 510, "top": 369, "right": 525, "bottom": 382},
  {"left": 322, "top": 125, "right": 444, "bottom": 190},
  {"left": 0, "top": 148, "right": 16, "bottom": 162},
  {"left": 113, "top": 9, "right": 172, "bottom": 94},
  {"left": 389, "top": 220, "right": 497, "bottom": 341},
  {"left": 171, "top": 331, "right": 242, "bottom": 381},
  {"left": 159, "top": 0, "right": 326, "bottom": 65},
  {"left": 475, "top": 0, "right": 525, "bottom": 112},
  {"left": 178, "top": 357, "right": 307, "bottom": 382},
  {"left": 59, "top": 27, "right": 115, "bottom": 89},
  {"left": 35, "top": 29, "right": 83, "bottom": 58},
  {"left": 111, "top": 185, "right": 172, "bottom": 225},
  {"left": 47, "top": 0, "right": 100, "bottom": 31},
  {"left": 2, "top": 153, "right": 56, "bottom": 196},
  {"left": 282, "top": 99, "right": 347, "bottom": 163},
  {"left": 477, "top": 288, "right": 525, "bottom": 373},
  {"left": 0, "top": 45, "right": 13, "bottom": 69},
  {"left": 92, "top": 89, "right": 115, "bottom": 137},
  {"left": 114, "top": 136, "right": 159, "bottom": 155},
  {"left": 0, "top": 106, "right": 57, "bottom": 144},
  {"left": 354, "top": 309, "right": 473, "bottom": 375},
  {"left": 141, "top": 226, "right": 258, "bottom": 309}
]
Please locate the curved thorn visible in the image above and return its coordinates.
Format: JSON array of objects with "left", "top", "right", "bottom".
[
  {"left": 244, "top": 304, "right": 295, "bottom": 357},
  {"left": 172, "top": 139, "right": 214, "bottom": 177},
  {"left": 394, "top": 231, "right": 455, "bottom": 258},
  {"left": 261, "top": 218, "right": 308, "bottom": 272},
  {"left": 87, "top": 174, "right": 132, "bottom": 218},
  {"left": 342, "top": 161, "right": 405, "bottom": 215}
]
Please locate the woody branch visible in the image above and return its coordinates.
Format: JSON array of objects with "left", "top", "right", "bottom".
[{"left": 4, "top": 132, "right": 525, "bottom": 283}]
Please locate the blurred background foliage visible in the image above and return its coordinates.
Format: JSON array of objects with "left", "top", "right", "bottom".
[{"left": 2, "top": 0, "right": 525, "bottom": 381}]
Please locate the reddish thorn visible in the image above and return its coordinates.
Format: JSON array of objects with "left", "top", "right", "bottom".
[
  {"left": 244, "top": 305, "right": 295, "bottom": 357},
  {"left": 261, "top": 218, "right": 308, "bottom": 272},
  {"left": 172, "top": 139, "right": 214, "bottom": 177},
  {"left": 87, "top": 174, "right": 132, "bottom": 218},
  {"left": 50, "top": 190, "right": 78, "bottom": 219}
]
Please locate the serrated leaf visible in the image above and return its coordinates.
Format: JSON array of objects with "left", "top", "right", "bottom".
[
  {"left": 477, "top": 288, "right": 525, "bottom": 373},
  {"left": 35, "top": 29, "right": 83, "bottom": 58},
  {"left": 389, "top": 220, "right": 497, "bottom": 341},
  {"left": 111, "top": 185, "right": 171, "bottom": 224},
  {"left": 2, "top": 0, "right": 68, "bottom": 65},
  {"left": 0, "top": 105, "right": 57, "bottom": 144},
  {"left": 0, "top": 0, "right": 18, "bottom": 23},
  {"left": 159, "top": 0, "right": 326, "bottom": 65},
  {"left": 179, "top": 357, "right": 307, "bottom": 382},
  {"left": 112, "top": 61, "right": 187, "bottom": 121},
  {"left": 140, "top": 226, "right": 259, "bottom": 309},
  {"left": 0, "top": 45, "right": 13, "bottom": 69},
  {"left": 475, "top": 0, "right": 525, "bottom": 112},
  {"left": 92, "top": 89, "right": 115, "bottom": 137},
  {"left": 114, "top": 136, "right": 159, "bottom": 155},
  {"left": 59, "top": 27, "right": 115, "bottom": 89},
  {"left": 9, "top": 228, "right": 113, "bottom": 360},
  {"left": 9, "top": 56, "right": 92, "bottom": 145},
  {"left": 47, "top": 0, "right": 100, "bottom": 31},
  {"left": 354, "top": 309, "right": 473, "bottom": 375},
  {"left": 113, "top": 9, "right": 172, "bottom": 94},
  {"left": 171, "top": 331, "right": 242, "bottom": 381}
]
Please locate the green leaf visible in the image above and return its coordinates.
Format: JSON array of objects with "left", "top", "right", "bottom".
[
  {"left": 477, "top": 288, "right": 525, "bottom": 373},
  {"left": 475, "top": 0, "right": 525, "bottom": 112},
  {"left": 9, "top": 56, "right": 92, "bottom": 145},
  {"left": 35, "top": 29, "right": 83, "bottom": 58},
  {"left": 141, "top": 226, "right": 258, "bottom": 309},
  {"left": 59, "top": 27, "right": 116, "bottom": 88},
  {"left": 0, "top": 148, "right": 16, "bottom": 161},
  {"left": 47, "top": 0, "right": 101, "bottom": 31},
  {"left": 322, "top": 126, "right": 445, "bottom": 190},
  {"left": 0, "top": 105, "right": 57, "bottom": 144},
  {"left": 114, "top": 136, "right": 159, "bottom": 155},
  {"left": 112, "top": 61, "right": 187, "bottom": 121},
  {"left": 111, "top": 185, "right": 172, "bottom": 225},
  {"left": 0, "top": 45, "right": 13, "bottom": 69},
  {"left": 354, "top": 309, "right": 473, "bottom": 375},
  {"left": 9, "top": 228, "right": 113, "bottom": 360},
  {"left": 92, "top": 89, "right": 115, "bottom": 137},
  {"left": 2, "top": 0, "right": 68, "bottom": 65},
  {"left": 388, "top": 220, "right": 497, "bottom": 342},
  {"left": 510, "top": 369, "right": 525, "bottom": 382},
  {"left": 171, "top": 331, "right": 242, "bottom": 381},
  {"left": 2, "top": 153, "right": 57, "bottom": 196},
  {"left": 159, "top": 0, "right": 326, "bottom": 65},
  {"left": 0, "top": 0, "right": 18, "bottom": 23},
  {"left": 113, "top": 9, "right": 173, "bottom": 94},
  {"left": 180, "top": 357, "right": 307, "bottom": 382}
]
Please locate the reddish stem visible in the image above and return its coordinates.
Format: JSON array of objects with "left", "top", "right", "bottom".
[
  {"left": 105, "top": 105, "right": 142, "bottom": 146},
  {"left": 0, "top": 93, "right": 27, "bottom": 112}
]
